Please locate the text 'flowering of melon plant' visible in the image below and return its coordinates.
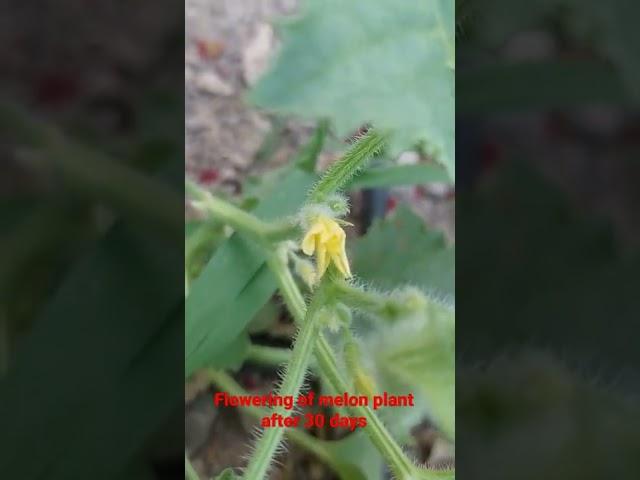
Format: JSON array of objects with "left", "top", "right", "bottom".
[{"left": 214, "top": 391, "right": 416, "bottom": 431}]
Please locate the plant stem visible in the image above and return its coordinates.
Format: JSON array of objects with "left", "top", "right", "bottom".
[
  {"left": 330, "top": 280, "right": 387, "bottom": 313},
  {"left": 0, "top": 101, "right": 183, "bottom": 242},
  {"left": 295, "top": 119, "right": 329, "bottom": 172},
  {"left": 269, "top": 257, "right": 417, "bottom": 480},
  {"left": 315, "top": 336, "right": 415, "bottom": 480},
  {"left": 267, "top": 255, "right": 307, "bottom": 320},
  {"left": 248, "top": 344, "right": 297, "bottom": 368},
  {"left": 207, "top": 369, "right": 343, "bottom": 475},
  {"left": 186, "top": 183, "right": 299, "bottom": 244},
  {"left": 333, "top": 281, "right": 441, "bottom": 323},
  {"left": 308, "top": 129, "right": 387, "bottom": 202},
  {"left": 241, "top": 284, "right": 324, "bottom": 480},
  {"left": 189, "top": 184, "right": 447, "bottom": 479}
]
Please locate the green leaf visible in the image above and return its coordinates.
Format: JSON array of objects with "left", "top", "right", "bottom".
[
  {"left": 204, "top": 332, "right": 251, "bottom": 371},
  {"left": 185, "top": 220, "right": 225, "bottom": 281},
  {"left": 324, "top": 431, "right": 385, "bottom": 480},
  {"left": 351, "top": 206, "right": 454, "bottom": 298},
  {"left": 347, "top": 163, "right": 451, "bottom": 189},
  {"left": 242, "top": 165, "right": 292, "bottom": 206},
  {"left": 185, "top": 169, "right": 316, "bottom": 378},
  {"left": 349, "top": 206, "right": 455, "bottom": 439},
  {"left": 251, "top": 0, "right": 455, "bottom": 180},
  {"left": 363, "top": 300, "right": 455, "bottom": 440}
]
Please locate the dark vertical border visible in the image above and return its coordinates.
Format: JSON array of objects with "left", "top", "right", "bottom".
[
  {"left": 457, "top": 1, "right": 640, "bottom": 478},
  {"left": 0, "top": 1, "right": 185, "bottom": 478}
]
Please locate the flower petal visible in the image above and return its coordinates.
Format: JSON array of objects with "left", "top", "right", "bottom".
[
  {"left": 317, "top": 244, "right": 329, "bottom": 277},
  {"left": 302, "top": 215, "right": 352, "bottom": 280},
  {"left": 336, "top": 231, "right": 351, "bottom": 277},
  {"left": 339, "top": 248, "right": 352, "bottom": 277},
  {"left": 301, "top": 231, "right": 317, "bottom": 255},
  {"left": 331, "top": 249, "right": 352, "bottom": 278}
]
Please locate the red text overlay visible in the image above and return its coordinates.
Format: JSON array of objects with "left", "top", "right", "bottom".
[{"left": 213, "top": 392, "right": 414, "bottom": 431}]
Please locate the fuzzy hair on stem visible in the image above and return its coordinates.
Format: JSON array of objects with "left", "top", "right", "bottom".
[
  {"left": 241, "top": 280, "right": 329, "bottom": 480},
  {"left": 308, "top": 129, "right": 387, "bottom": 203}
]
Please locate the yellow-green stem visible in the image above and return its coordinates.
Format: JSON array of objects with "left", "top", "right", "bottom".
[
  {"left": 270, "top": 256, "right": 416, "bottom": 480},
  {"left": 186, "top": 182, "right": 299, "bottom": 244},
  {"left": 192, "top": 181, "right": 438, "bottom": 479},
  {"left": 308, "top": 129, "right": 387, "bottom": 202},
  {"left": 207, "top": 369, "right": 343, "bottom": 476},
  {"left": 241, "top": 279, "right": 325, "bottom": 480}
]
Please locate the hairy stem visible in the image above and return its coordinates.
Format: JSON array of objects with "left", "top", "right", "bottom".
[
  {"left": 241, "top": 282, "right": 324, "bottom": 480},
  {"left": 308, "top": 129, "right": 387, "bottom": 202},
  {"left": 247, "top": 344, "right": 319, "bottom": 372},
  {"left": 315, "top": 337, "right": 415, "bottom": 480},
  {"left": 330, "top": 280, "right": 387, "bottom": 313},
  {"left": 247, "top": 344, "right": 293, "bottom": 367},
  {"left": 207, "top": 369, "right": 343, "bottom": 475},
  {"left": 186, "top": 183, "right": 299, "bottom": 244},
  {"left": 193, "top": 189, "right": 450, "bottom": 479},
  {"left": 270, "top": 257, "right": 417, "bottom": 480},
  {"left": 0, "top": 101, "right": 183, "bottom": 242},
  {"left": 332, "top": 281, "right": 438, "bottom": 323}
]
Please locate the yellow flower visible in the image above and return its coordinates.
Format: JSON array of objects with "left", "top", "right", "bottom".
[{"left": 301, "top": 215, "right": 352, "bottom": 278}]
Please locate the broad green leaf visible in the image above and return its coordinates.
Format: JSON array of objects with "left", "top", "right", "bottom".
[
  {"left": 348, "top": 163, "right": 451, "bottom": 189},
  {"left": 350, "top": 206, "right": 454, "bottom": 298},
  {"left": 185, "top": 169, "right": 316, "bottom": 378},
  {"left": 364, "top": 300, "right": 455, "bottom": 440},
  {"left": 242, "top": 165, "right": 292, "bottom": 206},
  {"left": 349, "top": 206, "right": 455, "bottom": 439},
  {"left": 251, "top": 0, "right": 455, "bottom": 180}
]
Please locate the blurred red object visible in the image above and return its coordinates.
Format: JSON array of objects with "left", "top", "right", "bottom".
[
  {"left": 198, "top": 167, "right": 219, "bottom": 185},
  {"left": 386, "top": 196, "right": 398, "bottom": 214}
]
